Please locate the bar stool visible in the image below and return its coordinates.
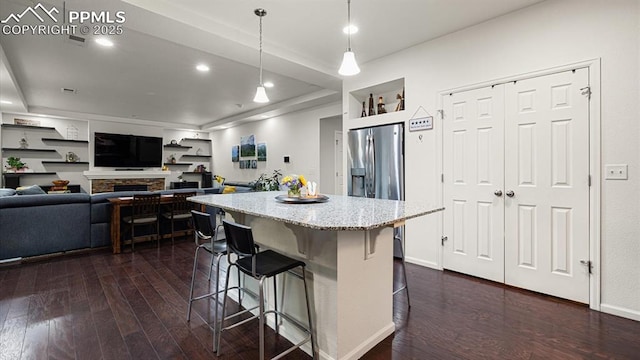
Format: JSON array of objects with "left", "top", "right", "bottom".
[
  {"left": 186, "top": 210, "right": 227, "bottom": 324},
  {"left": 393, "top": 234, "right": 411, "bottom": 308},
  {"left": 121, "top": 193, "right": 161, "bottom": 251},
  {"left": 217, "top": 220, "right": 316, "bottom": 360}
]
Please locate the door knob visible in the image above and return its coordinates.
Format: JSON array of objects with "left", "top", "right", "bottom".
[
  {"left": 494, "top": 190, "right": 503, "bottom": 197},
  {"left": 506, "top": 190, "right": 515, "bottom": 197}
]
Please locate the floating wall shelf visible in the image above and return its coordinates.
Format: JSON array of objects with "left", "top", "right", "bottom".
[
  {"left": 164, "top": 144, "right": 192, "bottom": 149},
  {"left": 181, "top": 154, "right": 211, "bottom": 158},
  {"left": 1, "top": 124, "right": 56, "bottom": 131},
  {"left": 41, "top": 138, "right": 89, "bottom": 144},
  {"left": 3, "top": 172, "right": 57, "bottom": 176},
  {"left": 163, "top": 162, "right": 193, "bottom": 166},
  {"left": 2, "top": 148, "right": 58, "bottom": 153},
  {"left": 181, "top": 138, "right": 211, "bottom": 142},
  {"left": 41, "top": 161, "right": 90, "bottom": 165}
]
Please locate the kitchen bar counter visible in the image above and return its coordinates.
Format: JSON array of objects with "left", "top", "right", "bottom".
[
  {"left": 188, "top": 191, "right": 441, "bottom": 230},
  {"left": 189, "top": 192, "right": 443, "bottom": 360}
]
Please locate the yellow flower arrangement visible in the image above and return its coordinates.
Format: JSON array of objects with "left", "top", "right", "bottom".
[{"left": 281, "top": 174, "right": 307, "bottom": 196}]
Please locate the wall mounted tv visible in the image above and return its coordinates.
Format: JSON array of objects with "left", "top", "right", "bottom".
[{"left": 94, "top": 132, "right": 163, "bottom": 168}]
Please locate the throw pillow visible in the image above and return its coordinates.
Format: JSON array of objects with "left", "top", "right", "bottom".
[
  {"left": 16, "top": 185, "right": 46, "bottom": 195},
  {"left": 0, "top": 188, "right": 17, "bottom": 197},
  {"left": 222, "top": 186, "right": 236, "bottom": 194}
]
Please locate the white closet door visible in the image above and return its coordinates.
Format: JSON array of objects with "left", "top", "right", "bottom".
[
  {"left": 504, "top": 69, "right": 590, "bottom": 303},
  {"left": 443, "top": 85, "right": 505, "bottom": 283}
]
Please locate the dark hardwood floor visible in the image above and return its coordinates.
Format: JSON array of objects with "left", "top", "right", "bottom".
[{"left": 1, "top": 238, "right": 639, "bottom": 359}]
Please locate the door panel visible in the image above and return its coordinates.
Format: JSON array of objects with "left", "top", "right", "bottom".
[
  {"left": 504, "top": 69, "right": 590, "bottom": 303},
  {"left": 443, "top": 85, "right": 505, "bottom": 283}
]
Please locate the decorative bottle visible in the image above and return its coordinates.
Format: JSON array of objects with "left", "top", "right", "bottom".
[
  {"left": 400, "top": 87, "right": 405, "bottom": 111},
  {"left": 377, "top": 96, "right": 387, "bottom": 114},
  {"left": 368, "top": 93, "right": 376, "bottom": 116},
  {"left": 361, "top": 101, "right": 367, "bottom": 117}
]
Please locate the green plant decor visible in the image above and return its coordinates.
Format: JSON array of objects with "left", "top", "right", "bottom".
[
  {"left": 6, "top": 156, "right": 27, "bottom": 170},
  {"left": 253, "top": 169, "right": 282, "bottom": 191}
]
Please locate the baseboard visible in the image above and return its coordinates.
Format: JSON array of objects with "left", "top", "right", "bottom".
[
  {"left": 405, "top": 256, "right": 440, "bottom": 270},
  {"left": 600, "top": 303, "right": 640, "bottom": 322},
  {"left": 339, "top": 322, "right": 395, "bottom": 360}
]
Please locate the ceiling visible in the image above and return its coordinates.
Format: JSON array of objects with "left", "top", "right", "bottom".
[{"left": 0, "top": 0, "right": 544, "bottom": 130}]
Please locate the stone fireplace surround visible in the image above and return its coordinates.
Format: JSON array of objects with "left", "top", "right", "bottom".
[{"left": 83, "top": 171, "right": 171, "bottom": 194}]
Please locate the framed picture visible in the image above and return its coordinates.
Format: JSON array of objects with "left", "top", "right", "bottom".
[
  {"left": 239, "top": 160, "right": 245, "bottom": 169},
  {"left": 251, "top": 160, "right": 257, "bottom": 169},
  {"left": 257, "top": 143, "right": 267, "bottom": 161},
  {"left": 231, "top": 145, "right": 239, "bottom": 162},
  {"left": 240, "top": 134, "right": 256, "bottom": 157}
]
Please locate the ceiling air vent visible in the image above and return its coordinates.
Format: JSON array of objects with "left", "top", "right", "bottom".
[
  {"left": 65, "top": 34, "right": 86, "bottom": 47},
  {"left": 61, "top": 87, "right": 77, "bottom": 94}
]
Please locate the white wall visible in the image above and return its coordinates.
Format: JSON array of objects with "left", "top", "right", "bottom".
[
  {"left": 319, "top": 115, "right": 342, "bottom": 195},
  {"left": 211, "top": 103, "right": 341, "bottom": 188},
  {"left": 343, "top": 0, "right": 640, "bottom": 319}
]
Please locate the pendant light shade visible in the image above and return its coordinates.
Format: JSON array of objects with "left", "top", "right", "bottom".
[
  {"left": 338, "top": 0, "right": 360, "bottom": 76},
  {"left": 339, "top": 51, "right": 360, "bottom": 76},
  {"left": 253, "top": 85, "right": 269, "bottom": 103},
  {"left": 254, "top": 9, "right": 269, "bottom": 103}
]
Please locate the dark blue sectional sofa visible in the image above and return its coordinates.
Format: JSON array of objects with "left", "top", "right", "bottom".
[{"left": 0, "top": 185, "right": 253, "bottom": 261}]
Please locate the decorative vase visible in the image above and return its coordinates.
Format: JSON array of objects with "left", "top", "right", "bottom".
[{"left": 288, "top": 188, "right": 301, "bottom": 197}]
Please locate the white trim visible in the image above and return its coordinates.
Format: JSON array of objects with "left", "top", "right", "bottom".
[
  {"left": 600, "top": 304, "right": 640, "bottom": 322},
  {"left": 438, "top": 59, "right": 602, "bottom": 309},
  {"left": 338, "top": 322, "right": 395, "bottom": 360},
  {"left": 405, "top": 256, "right": 439, "bottom": 270},
  {"left": 83, "top": 170, "right": 171, "bottom": 179}
]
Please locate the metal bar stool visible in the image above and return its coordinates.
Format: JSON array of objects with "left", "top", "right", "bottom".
[
  {"left": 393, "top": 234, "right": 411, "bottom": 308},
  {"left": 217, "top": 220, "right": 316, "bottom": 360}
]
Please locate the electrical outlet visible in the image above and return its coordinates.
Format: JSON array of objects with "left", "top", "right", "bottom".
[
  {"left": 605, "top": 164, "right": 628, "bottom": 180},
  {"left": 409, "top": 116, "right": 433, "bottom": 132}
]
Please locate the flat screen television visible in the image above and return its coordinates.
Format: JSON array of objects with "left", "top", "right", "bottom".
[{"left": 94, "top": 132, "right": 162, "bottom": 168}]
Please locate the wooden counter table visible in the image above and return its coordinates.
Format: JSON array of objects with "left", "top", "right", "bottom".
[{"left": 189, "top": 191, "right": 443, "bottom": 360}]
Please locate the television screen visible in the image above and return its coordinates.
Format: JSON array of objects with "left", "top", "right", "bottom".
[{"left": 94, "top": 132, "right": 162, "bottom": 167}]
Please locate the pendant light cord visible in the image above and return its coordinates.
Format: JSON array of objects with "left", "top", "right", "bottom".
[
  {"left": 258, "top": 13, "right": 264, "bottom": 86},
  {"left": 347, "top": 0, "right": 352, "bottom": 51}
]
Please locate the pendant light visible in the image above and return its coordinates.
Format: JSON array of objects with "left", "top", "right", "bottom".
[
  {"left": 338, "top": 0, "right": 360, "bottom": 76},
  {"left": 253, "top": 8, "right": 269, "bottom": 103}
]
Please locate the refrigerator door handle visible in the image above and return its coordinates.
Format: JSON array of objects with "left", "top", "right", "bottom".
[
  {"left": 364, "top": 134, "right": 370, "bottom": 197},
  {"left": 369, "top": 133, "right": 376, "bottom": 198}
]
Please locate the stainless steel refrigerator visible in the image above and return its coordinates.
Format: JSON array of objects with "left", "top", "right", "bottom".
[{"left": 347, "top": 123, "right": 404, "bottom": 255}]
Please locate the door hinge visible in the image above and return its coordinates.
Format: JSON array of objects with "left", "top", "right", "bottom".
[
  {"left": 588, "top": 175, "right": 592, "bottom": 187},
  {"left": 441, "top": 173, "right": 444, "bottom": 183},
  {"left": 441, "top": 236, "right": 448, "bottom": 246},
  {"left": 580, "top": 86, "right": 591, "bottom": 99},
  {"left": 580, "top": 260, "right": 593, "bottom": 274},
  {"left": 437, "top": 109, "right": 444, "bottom": 119}
]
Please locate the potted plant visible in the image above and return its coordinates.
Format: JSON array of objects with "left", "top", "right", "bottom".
[
  {"left": 5, "top": 156, "right": 28, "bottom": 172},
  {"left": 253, "top": 169, "right": 282, "bottom": 191}
]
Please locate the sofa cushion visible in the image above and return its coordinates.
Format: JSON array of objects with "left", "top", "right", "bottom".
[
  {"left": 0, "top": 188, "right": 16, "bottom": 197},
  {"left": 16, "top": 185, "right": 46, "bottom": 195}
]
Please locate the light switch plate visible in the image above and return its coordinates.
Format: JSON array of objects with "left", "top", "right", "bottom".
[
  {"left": 409, "top": 116, "right": 433, "bottom": 132},
  {"left": 605, "top": 164, "right": 628, "bottom": 180}
]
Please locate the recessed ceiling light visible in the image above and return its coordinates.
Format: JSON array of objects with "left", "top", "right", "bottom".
[
  {"left": 196, "top": 64, "right": 210, "bottom": 72},
  {"left": 263, "top": 81, "right": 274, "bottom": 88},
  {"left": 0, "top": 100, "right": 12, "bottom": 104},
  {"left": 95, "top": 38, "right": 114, "bottom": 47},
  {"left": 343, "top": 24, "right": 358, "bottom": 34}
]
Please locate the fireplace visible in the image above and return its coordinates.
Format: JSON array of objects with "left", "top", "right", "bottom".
[{"left": 113, "top": 184, "right": 148, "bottom": 192}]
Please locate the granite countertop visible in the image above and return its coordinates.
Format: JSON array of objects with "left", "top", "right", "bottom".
[{"left": 189, "top": 191, "right": 443, "bottom": 231}]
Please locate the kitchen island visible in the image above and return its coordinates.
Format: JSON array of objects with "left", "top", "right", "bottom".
[{"left": 189, "top": 191, "right": 443, "bottom": 360}]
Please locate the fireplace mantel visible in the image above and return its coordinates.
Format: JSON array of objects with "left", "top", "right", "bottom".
[
  {"left": 83, "top": 170, "right": 172, "bottom": 193},
  {"left": 83, "top": 170, "right": 171, "bottom": 180}
]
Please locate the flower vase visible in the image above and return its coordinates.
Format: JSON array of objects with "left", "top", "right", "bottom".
[{"left": 287, "top": 188, "right": 301, "bottom": 198}]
